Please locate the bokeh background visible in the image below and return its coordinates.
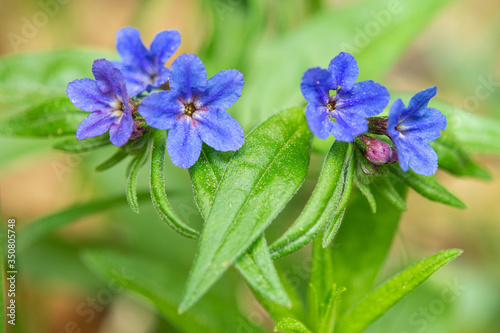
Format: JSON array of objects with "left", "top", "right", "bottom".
[{"left": 0, "top": 0, "right": 499, "bottom": 332}]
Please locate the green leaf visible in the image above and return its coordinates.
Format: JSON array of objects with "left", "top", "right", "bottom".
[
  {"left": 431, "top": 133, "right": 491, "bottom": 180},
  {"left": 180, "top": 107, "right": 312, "bottom": 312},
  {"left": 0, "top": 97, "right": 86, "bottom": 137},
  {"left": 330, "top": 185, "right": 407, "bottom": 314},
  {"left": 253, "top": 269, "right": 307, "bottom": 324},
  {"left": 318, "top": 285, "right": 345, "bottom": 333},
  {"left": 150, "top": 130, "right": 199, "bottom": 239},
  {"left": 96, "top": 149, "right": 129, "bottom": 171},
  {"left": 452, "top": 111, "right": 500, "bottom": 155},
  {"left": 372, "top": 176, "right": 407, "bottom": 211},
  {"left": 83, "top": 250, "right": 266, "bottom": 333},
  {"left": 18, "top": 193, "right": 150, "bottom": 252},
  {"left": 0, "top": 49, "right": 114, "bottom": 108},
  {"left": 270, "top": 142, "right": 354, "bottom": 259},
  {"left": 53, "top": 134, "right": 111, "bottom": 152},
  {"left": 126, "top": 146, "right": 150, "bottom": 214},
  {"left": 389, "top": 166, "right": 466, "bottom": 209},
  {"left": 189, "top": 145, "right": 233, "bottom": 219},
  {"left": 355, "top": 179, "right": 377, "bottom": 214},
  {"left": 435, "top": 99, "right": 500, "bottom": 155},
  {"left": 308, "top": 235, "right": 334, "bottom": 328},
  {"left": 235, "top": 236, "right": 292, "bottom": 307},
  {"left": 190, "top": 145, "right": 292, "bottom": 307},
  {"left": 336, "top": 249, "right": 463, "bottom": 333},
  {"left": 20, "top": 238, "right": 104, "bottom": 290},
  {"left": 322, "top": 206, "right": 347, "bottom": 248},
  {"left": 274, "top": 317, "right": 313, "bottom": 333}
]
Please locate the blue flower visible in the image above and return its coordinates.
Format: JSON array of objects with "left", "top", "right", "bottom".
[
  {"left": 387, "top": 86, "right": 447, "bottom": 176},
  {"left": 139, "top": 54, "right": 244, "bottom": 168},
  {"left": 300, "top": 52, "right": 390, "bottom": 142},
  {"left": 67, "top": 59, "right": 134, "bottom": 147},
  {"left": 114, "top": 27, "right": 181, "bottom": 97}
]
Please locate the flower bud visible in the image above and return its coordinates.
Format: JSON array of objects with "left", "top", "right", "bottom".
[
  {"left": 359, "top": 135, "right": 394, "bottom": 165},
  {"left": 129, "top": 118, "right": 148, "bottom": 141}
]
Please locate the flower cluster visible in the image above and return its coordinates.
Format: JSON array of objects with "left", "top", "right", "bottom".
[
  {"left": 301, "top": 52, "right": 447, "bottom": 176},
  {"left": 67, "top": 27, "right": 244, "bottom": 169},
  {"left": 68, "top": 30, "right": 445, "bottom": 176}
]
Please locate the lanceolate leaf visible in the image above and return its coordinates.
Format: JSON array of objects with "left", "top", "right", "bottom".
[
  {"left": 253, "top": 269, "right": 307, "bottom": 323},
  {"left": 321, "top": 155, "right": 355, "bottom": 248},
  {"left": 336, "top": 249, "right": 463, "bottom": 333},
  {"left": 235, "top": 236, "right": 291, "bottom": 307},
  {"left": 53, "top": 134, "right": 111, "bottom": 152},
  {"left": 355, "top": 179, "right": 377, "bottom": 214},
  {"left": 150, "top": 130, "right": 199, "bottom": 239},
  {"left": 308, "top": 235, "right": 334, "bottom": 328},
  {"left": 0, "top": 97, "right": 86, "bottom": 137},
  {"left": 189, "top": 145, "right": 233, "bottom": 220},
  {"left": 318, "top": 285, "right": 345, "bottom": 333},
  {"left": 83, "top": 251, "right": 267, "bottom": 333},
  {"left": 180, "top": 107, "right": 312, "bottom": 312},
  {"left": 452, "top": 111, "right": 500, "bottom": 155},
  {"left": 431, "top": 134, "right": 491, "bottom": 180},
  {"left": 0, "top": 49, "right": 114, "bottom": 108},
  {"left": 18, "top": 193, "right": 150, "bottom": 251},
  {"left": 432, "top": 98, "right": 500, "bottom": 155},
  {"left": 274, "top": 317, "right": 313, "bottom": 333},
  {"left": 96, "top": 149, "right": 129, "bottom": 171},
  {"left": 126, "top": 146, "right": 150, "bottom": 214},
  {"left": 322, "top": 206, "right": 347, "bottom": 248},
  {"left": 389, "top": 166, "right": 466, "bottom": 209},
  {"left": 331, "top": 185, "right": 407, "bottom": 314},
  {"left": 270, "top": 142, "right": 354, "bottom": 259},
  {"left": 372, "top": 176, "right": 407, "bottom": 211},
  {"left": 190, "top": 145, "right": 292, "bottom": 307}
]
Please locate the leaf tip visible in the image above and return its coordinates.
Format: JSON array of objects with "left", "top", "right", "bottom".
[
  {"left": 178, "top": 292, "right": 198, "bottom": 314},
  {"left": 177, "top": 302, "right": 188, "bottom": 315},
  {"left": 451, "top": 198, "right": 467, "bottom": 209},
  {"left": 127, "top": 201, "right": 140, "bottom": 214},
  {"left": 321, "top": 238, "right": 331, "bottom": 249},
  {"left": 448, "top": 248, "right": 464, "bottom": 258}
]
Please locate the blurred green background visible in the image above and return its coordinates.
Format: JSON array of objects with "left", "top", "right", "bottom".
[{"left": 0, "top": 0, "right": 499, "bottom": 332}]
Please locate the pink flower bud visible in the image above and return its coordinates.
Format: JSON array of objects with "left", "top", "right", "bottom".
[{"left": 359, "top": 135, "right": 394, "bottom": 165}]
